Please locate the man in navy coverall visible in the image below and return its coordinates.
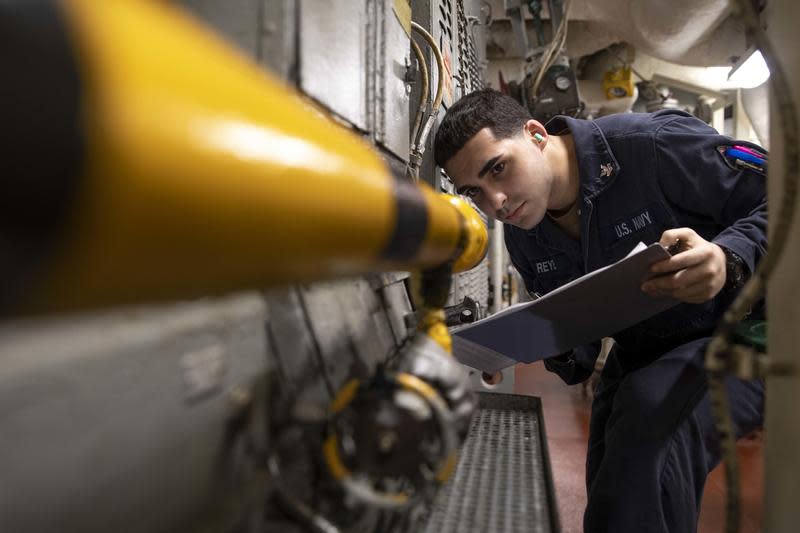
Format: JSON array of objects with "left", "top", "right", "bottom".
[{"left": 434, "top": 88, "right": 765, "bottom": 532}]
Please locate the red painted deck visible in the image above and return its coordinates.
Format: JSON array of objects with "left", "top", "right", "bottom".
[{"left": 515, "top": 362, "right": 763, "bottom": 533}]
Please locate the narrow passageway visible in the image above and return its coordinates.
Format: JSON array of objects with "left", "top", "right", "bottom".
[{"left": 515, "top": 362, "right": 764, "bottom": 533}]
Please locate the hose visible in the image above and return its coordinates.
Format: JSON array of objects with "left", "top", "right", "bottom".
[
  {"left": 409, "top": 37, "right": 430, "bottom": 161},
  {"left": 408, "top": 21, "right": 446, "bottom": 179},
  {"left": 411, "top": 22, "right": 445, "bottom": 116}
]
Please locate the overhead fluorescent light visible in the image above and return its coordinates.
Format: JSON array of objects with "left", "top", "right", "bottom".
[{"left": 728, "top": 48, "right": 770, "bottom": 89}]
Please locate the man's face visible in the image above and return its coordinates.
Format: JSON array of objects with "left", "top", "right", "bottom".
[{"left": 443, "top": 125, "right": 553, "bottom": 230}]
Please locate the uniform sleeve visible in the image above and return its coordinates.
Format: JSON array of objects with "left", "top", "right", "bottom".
[
  {"left": 503, "top": 226, "right": 598, "bottom": 384},
  {"left": 654, "top": 114, "right": 767, "bottom": 276}
]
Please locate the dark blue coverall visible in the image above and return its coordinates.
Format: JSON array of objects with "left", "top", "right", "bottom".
[{"left": 504, "top": 110, "right": 766, "bottom": 532}]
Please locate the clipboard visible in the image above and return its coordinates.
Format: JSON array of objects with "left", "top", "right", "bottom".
[{"left": 452, "top": 242, "right": 679, "bottom": 373}]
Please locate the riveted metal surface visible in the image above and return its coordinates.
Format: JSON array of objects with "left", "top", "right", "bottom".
[{"left": 422, "top": 392, "right": 559, "bottom": 533}]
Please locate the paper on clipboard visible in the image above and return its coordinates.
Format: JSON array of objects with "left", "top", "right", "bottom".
[{"left": 452, "top": 242, "right": 679, "bottom": 372}]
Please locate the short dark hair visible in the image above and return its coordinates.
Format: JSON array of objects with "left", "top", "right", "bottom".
[{"left": 434, "top": 88, "right": 531, "bottom": 169}]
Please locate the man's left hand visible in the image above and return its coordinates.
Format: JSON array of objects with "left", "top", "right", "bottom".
[{"left": 641, "top": 227, "right": 726, "bottom": 304}]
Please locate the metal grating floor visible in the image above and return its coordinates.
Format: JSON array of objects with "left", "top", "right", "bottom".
[{"left": 423, "top": 392, "right": 559, "bottom": 533}]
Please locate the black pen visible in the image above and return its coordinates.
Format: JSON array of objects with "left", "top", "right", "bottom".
[{"left": 667, "top": 238, "right": 687, "bottom": 256}]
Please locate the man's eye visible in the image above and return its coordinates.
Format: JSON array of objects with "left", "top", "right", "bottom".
[
  {"left": 492, "top": 162, "right": 505, "bottom": 175},
  {"left": 464, "top": 187, "right": 479, "bottom": 199}
]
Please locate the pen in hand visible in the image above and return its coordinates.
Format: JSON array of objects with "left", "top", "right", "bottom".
[
  {"left": 666, "top": 238, "right": 687, "bottom": 256},
  {"left": 643, "top": 241, "right": 685, "bottom": 297}
]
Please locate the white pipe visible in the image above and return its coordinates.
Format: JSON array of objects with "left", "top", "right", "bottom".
[
  {"left": 490, "top": 221, "right": 505, "bottom": 314},
  {"left": 764, "top": 0, "right": 800, "bottom": 531}
]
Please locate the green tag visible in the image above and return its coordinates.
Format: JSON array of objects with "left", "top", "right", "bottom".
[{"left": 732, "top": 320, "right": 766, "bottom": 352}]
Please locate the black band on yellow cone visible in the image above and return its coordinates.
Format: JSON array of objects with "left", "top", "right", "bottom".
[
  {"left": 0, "top": 0, "right": 85, "bottom": 312},
  {"left": 380, "top": 175, "right": 428, "bottom": 261}
]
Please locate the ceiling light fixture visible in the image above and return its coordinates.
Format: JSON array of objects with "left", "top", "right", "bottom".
[{"left": 728, "top": 48, "right": 770, "bottom": 89}]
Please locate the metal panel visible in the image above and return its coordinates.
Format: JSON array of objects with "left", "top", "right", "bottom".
[
  {"left": 434, "top": 0, "right": 457, "bottom": 108},
  {"left": 264, "top": 287, "right": 332, "bottom": 410},
  {"left": 299, "top": 0, "right": 368, "bottom": 130},
  {"left": 449, "top": 255, "right": 490, "bottom": 309},
  {"left": 0, "top": 294, "right": 270, "bottom": 533},
  {"left": 456, "top": 0, "right": 487, "bottom": 95},
  {"left": 377, "top": 0, "right": 412, "bottom": 159},
  {"left": 380, "top": 278, "right": 414, "bottom": 344},
  {"left": 446, "top": 0, "right": 491, "bottom": 312},
  {"left": 181, "top": 0, "right": 262, "bottom": 58},
  {"left": 261, "top": 0, "right": 299, "bottom": 80},
  {"left": 183, "top": 0, "right": 299, "bottom": 84},
  {"left": 299, "top": 279, "right": 397, "bottom": 391},
  {"left": 340, "top": 278, "right": 399, "bottom": 362},
  {"left": 423, "top": 393, "right": 559, "bottom": 533},
  {"left": 448, "top": 204, "right": 490, "bottom": 312}
]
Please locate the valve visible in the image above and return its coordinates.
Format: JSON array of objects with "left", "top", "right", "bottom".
[{"left": 322, "top": 334, "right": 474, "bottom": 509}]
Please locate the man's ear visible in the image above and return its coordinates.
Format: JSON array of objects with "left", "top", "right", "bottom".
[{"left": 524, "top": 119, "right": 547, "bottom": 149}]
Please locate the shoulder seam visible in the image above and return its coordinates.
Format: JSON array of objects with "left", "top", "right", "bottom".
[
  {"left": 653, "top": 114, "right": 689, "bottom": 137},
  {"left": 602, "top": 131, "right": 656, "bottom": 143}
]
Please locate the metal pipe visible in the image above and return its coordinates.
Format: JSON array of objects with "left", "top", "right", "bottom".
[
  {"left": 6, "top": 0, "right": 486, "bottom": 315},
  {"left": 490, "top": 221, "right": 505, "bottom": 314},
  {"left": 504, "top": 0, "right": 531, "bottom": 58},
  {"left": 706, "top": 1, "right": 800, "bottom": 531}
]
